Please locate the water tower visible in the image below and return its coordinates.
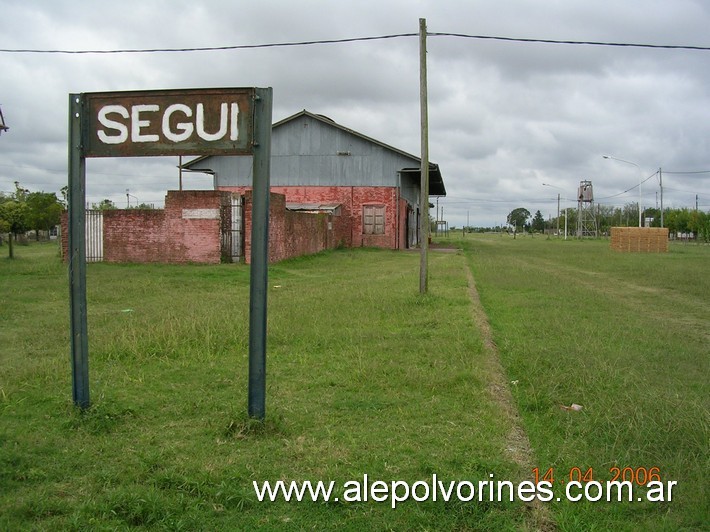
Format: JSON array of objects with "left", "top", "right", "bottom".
[{"left": 576, "top": 180, "right": 597, "bottom": 237}]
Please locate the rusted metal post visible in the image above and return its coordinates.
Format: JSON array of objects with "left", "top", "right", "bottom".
[{"left": 248, "top": 87, "right": 272, "bottom": 420}]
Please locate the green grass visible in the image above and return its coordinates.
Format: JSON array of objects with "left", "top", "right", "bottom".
[
  {"left": 1, "top": 238, "right": 707, "bottom": 530},
  {"left": 1, "top": 242, "right": 527, "bottom": 530},
  {"left": 455, "top": 233, "right": 709, "bottom": 530}
]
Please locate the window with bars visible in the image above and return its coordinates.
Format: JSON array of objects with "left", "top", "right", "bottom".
[{"left": 363, "top": 205, "right": 385, "bottom": 235}]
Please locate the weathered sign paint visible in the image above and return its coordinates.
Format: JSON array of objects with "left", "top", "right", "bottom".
[{"left": 84, "top": 88, "right": 255, "bottom": 157}]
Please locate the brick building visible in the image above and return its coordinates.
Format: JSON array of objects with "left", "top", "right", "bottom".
[
  {"left": 181, "top": 110, "right": 446, "bottom": 251},
  {"left": 62, "top": 111, "right": 446, "bottom": 265}
]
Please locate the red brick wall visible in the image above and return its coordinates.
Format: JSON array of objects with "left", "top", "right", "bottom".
[
  {"left": 60, "top": 212, "right": 68, "bottom": 260},
  {"left": 161, "top": 190, "right": 224, "bottom": 263},
  {"left": 220, "top": 185, "right": 403, "bottom": 250},
  {"left": 242, "top": 191, "right": 347, "bottom": 263},
  {"left": 61, "top": 190, "right": 227, "bottom": 264},
  {"left": 102, "top": 209, "right": 168, "bottom": 262}
]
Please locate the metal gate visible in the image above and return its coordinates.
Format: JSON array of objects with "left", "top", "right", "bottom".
[
  {"left": 85, "top": 209, "right": 103, "bottom": 262},
  {"left": 221, "top": 195, "right": 244, "bottom": 263}
]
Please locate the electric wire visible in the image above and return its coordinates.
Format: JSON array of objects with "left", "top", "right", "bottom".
[
  {"left": 595, "top": 171, "right": 660, "bottom": 200},
  {"left": 428, "top": 32, "right": 710, "bottom": 51},
  {"left": 662, "top": 170, "right": 710, "bottom": 174},
  {"left": 0, "top": 34, "right": 418, "bottom": 54},
  {"left": 1, "top": 32, "right": 709, "bottom": 55}
]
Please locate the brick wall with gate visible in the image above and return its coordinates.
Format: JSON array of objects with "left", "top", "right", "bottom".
[
  {"left": 62, "top": 191, "right": 229, "bottom": 264},
  {"left": 62, "top": 189, "right": 352, "bottom": 265}
]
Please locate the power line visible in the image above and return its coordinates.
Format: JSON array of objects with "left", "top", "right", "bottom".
[
  {"left": 596, "top": 171, "right": 660, "bottom": 200},
  {"left": 1, "top": 32, "right": 709, "bottom": 55},
  {"left": 0, "top": 33, "right": 417, "bottom": 54},
  {"left": 429, "top": 32, "right": 710, "bottom": 51},
  {"left": 663, "top": 170, "right": 710, "bottom": 174}
]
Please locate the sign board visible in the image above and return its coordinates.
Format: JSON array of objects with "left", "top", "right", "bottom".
[
  {"left": 83, "top": 88, "right": 255, "bottom": 157},
  {"left": 68, "top": 87, "right": 272, "bottom": 419}
]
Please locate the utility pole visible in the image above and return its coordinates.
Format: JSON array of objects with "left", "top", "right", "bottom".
[
  {"left": 659, "top": 168, "right": 663, "bottom": 228},
  {"left": 179, "top": 155, "right": 183, "bottom": 191},
  {"left": 436, "top": 196, "right": 439, "bottom": 236},
  {"left": 556, "top": 193, "right": 560, "bottom": 236},
  {"left": 419, "top": 18, "right": 430, "bottom": 294}
]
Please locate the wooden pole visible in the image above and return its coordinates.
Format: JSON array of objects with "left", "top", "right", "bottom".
[{"left": 419, "top": 18, "right": 430, "bottom": 294}]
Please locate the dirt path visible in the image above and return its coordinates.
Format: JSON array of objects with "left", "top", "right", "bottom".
[{"left": 465, "top": 265, "right": 555, "bottom": 531}]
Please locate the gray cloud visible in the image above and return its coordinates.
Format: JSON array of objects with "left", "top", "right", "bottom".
[{"left": 1, "top": 0, "right": 708, "bottom": 225}]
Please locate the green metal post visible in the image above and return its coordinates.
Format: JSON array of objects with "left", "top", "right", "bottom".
[
  {"left": 68, "top": 94, "right": 90, "bottom": 409},
  {"left": 248, "top": 87, "right": 272, "bottom": 420}
]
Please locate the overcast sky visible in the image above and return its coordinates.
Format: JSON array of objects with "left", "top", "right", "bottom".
[{"left": 1, "top": 0, "right": 709, "bottom": 227}]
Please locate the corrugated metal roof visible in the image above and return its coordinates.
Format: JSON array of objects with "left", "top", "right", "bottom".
[
  {"left": 273, "top": 110, "right": 423, "bottom": 162},
  {"left": 182, "top": 109, "right": 446, "bottom": 196},
  {"left": 286, "top": 202, "right": 342, "bottom": 213},
  {"left": 400, "top": 165, "right": 446, "bottom": 197}
]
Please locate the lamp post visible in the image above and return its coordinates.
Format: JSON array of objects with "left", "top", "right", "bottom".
[
  {"left": 125, "top": 189, "right": 138, "bottom": 208},
  {"left": 542, "top": 183, "right": 568, "bottom": 240},
  {"left": 603, "top": 155, "right": 642, "bottom": 228}
]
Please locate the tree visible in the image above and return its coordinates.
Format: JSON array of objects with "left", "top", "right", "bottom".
[
  {"left": 621, "top": 203, "right": 639, "bottom": 227},
  {"left": 596, "top": 205, "right": 618, "bottom": 234},
  {"left": 26, "top": 191, "right": 63, "bottom": 240},
  {"left": 12, "top": 181, "right": 29, "bottom": 202},
  {"left": 695, "top": 211, "right": 710, "bottom": 243},
  {"left": 666, "top": 208, "right": 691, "bottom": 235},
  {"left": 507, "top": 207, "right": 531, "bottom": 236},
  {"left": 91, "top": 199, "right": 117, "bottom": 210},
  {"left": 0, "top": 200, "right": 30, "bottom": 258},
  {"left": 689, "top": 209, "right": 709, "bottom": 243},
  {"left": 531, "top": 210, "right": 545, "bottom": 233}
]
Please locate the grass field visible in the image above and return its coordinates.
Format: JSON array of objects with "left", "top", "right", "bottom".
[
  {"left": 458, "top": 234, "right": 709, "bottom": 530},
  {"left": 0, "top": 238, "right": 707, "bottom": 530}
]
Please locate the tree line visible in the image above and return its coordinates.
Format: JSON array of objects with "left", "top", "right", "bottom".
[
  {"left": 0, "top": 182, "right": 160, "bottom": 258},
  {"left": 0, "top": 182, "right": 65, "bottom": 258},
  {"left": 500, "top": 203, "right": 710, "bottom": 241}
]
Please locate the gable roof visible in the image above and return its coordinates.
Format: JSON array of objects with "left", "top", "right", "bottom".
[{"left": 182, "top": 109, "right": 446, "bottom": 196}]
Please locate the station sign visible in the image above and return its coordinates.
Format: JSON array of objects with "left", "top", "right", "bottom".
[
  {"left": 68, "top": 86, "right": 272, "bottom": 416},
  {"left": 83, "top": 88, "right": 255, "bottom": 157}
]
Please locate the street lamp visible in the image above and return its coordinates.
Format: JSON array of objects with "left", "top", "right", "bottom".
[
  {"left": 542, "top": 183, "right": 568, "bottom": 240},
  {"left": 602, "top": 155, "right": 642, "bottom": 228},
  {"left": 125, "top": 189, "right": 138, "bottom": 208}
]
